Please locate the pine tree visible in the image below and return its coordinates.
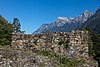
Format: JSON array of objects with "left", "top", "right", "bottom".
[{"left": 12, "top": 18, "right": 21, "bottom": 33}]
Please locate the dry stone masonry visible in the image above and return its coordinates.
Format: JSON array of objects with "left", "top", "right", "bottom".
[
  {"left": 0, "top": 30, "right": 98, "bottom": 67},
  {"left": 9, "top": 30, "right": 98, "bottom": 67},
  {"left": 12, "top": 30, "right": 89, "bottom": 61}
]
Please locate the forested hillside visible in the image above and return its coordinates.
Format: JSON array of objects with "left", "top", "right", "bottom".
[{"left": 0, "top": 15, "right": 13, "bottom": 46}]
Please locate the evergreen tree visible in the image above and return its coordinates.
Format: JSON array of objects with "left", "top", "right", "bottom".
[{"left": 12, "top": 18, "right": 21, "bottom": 33}]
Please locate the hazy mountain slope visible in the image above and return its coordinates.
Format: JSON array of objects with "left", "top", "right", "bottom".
[{"left": 33, "top": 24, "right": 49, "bottom": 34}]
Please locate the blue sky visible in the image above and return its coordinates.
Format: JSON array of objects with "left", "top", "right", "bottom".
[{"left": 0, "top": 0, "right": 100, "bottom": 34}]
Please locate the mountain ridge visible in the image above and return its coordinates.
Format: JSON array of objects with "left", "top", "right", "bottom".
[
  {"left": 82, "top": 7, "right": 100, "bottom": 34},
  {"left": 33, "top": 10, "right": 93, "bottom": 34}
]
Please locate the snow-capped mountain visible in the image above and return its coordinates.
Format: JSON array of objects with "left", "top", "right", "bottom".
[
  {"left": 82, "top": 8, "right": 100, "bottom": 34},
  {"left": 74, "top": 10, "right": 94, "bottom": 29},
  {"left": 33, "top": 10, "right": 93, "bottom": 34}
]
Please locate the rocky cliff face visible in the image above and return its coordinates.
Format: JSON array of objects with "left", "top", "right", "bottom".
[{"left": 33, "top": 10, "right": 93, "bottom": 34}]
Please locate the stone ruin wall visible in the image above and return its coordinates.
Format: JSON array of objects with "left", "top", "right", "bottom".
[{"left": 12, "top": 30, "right": 89, "bottom": 61}]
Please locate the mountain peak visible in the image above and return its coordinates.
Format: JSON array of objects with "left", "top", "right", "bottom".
[
  {"left": 57, "top": 17, "right": 69, "bottom": 20},
  {"left": 82, "top": 10, "right": 93, "bottom": 15},
  {"left": 82, "top": 7, "right": 100, "bottom": 34},
  {"left": 57, "top": 17, "right": 74, "bottom": 22},
  {"left": 95, "top": 6, "right": 100, "bottom": 13},
  {"left": 75, "top": 10, "right": 93, "bottom": 23},
  {"left": 33, "top": 10, "right": 94, "bottom": 34},
  {"left": 84, "top": 10, "right": 89, "bottom": 13}
]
